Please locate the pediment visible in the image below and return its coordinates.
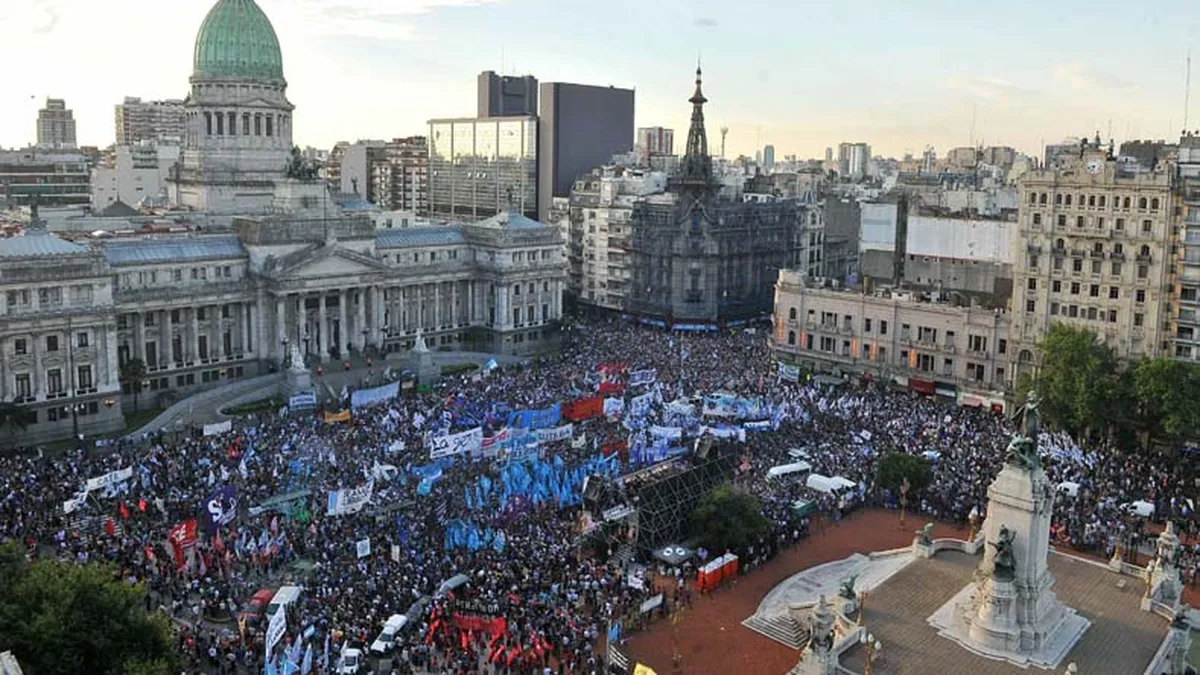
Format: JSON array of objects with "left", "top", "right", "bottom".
[{"left": 273, "top": 247, "right": 387, "bottom": 280}]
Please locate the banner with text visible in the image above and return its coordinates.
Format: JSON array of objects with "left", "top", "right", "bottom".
[
  {"left": 350, "top": 381, "right": 399, "bottom": 409},
  {"left": 428, "top": 426, "right": 484, "bottom": 459}
]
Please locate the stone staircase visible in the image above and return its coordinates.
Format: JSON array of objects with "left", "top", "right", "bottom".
[{"left": 742, "top": 613, "right": 808, "bottom": 650}]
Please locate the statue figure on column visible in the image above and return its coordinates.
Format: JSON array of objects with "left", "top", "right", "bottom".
[{"left": 1005, "top": 393, "right": 1043, "bottom": 472}]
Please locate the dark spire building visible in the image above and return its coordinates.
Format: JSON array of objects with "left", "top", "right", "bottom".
[{"left": 628, "top": 67, "right": 804, "bottom": 328}]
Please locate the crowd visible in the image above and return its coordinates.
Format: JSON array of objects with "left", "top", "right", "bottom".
[{"left": 0, "top": 317, "right": 1195, "bottom": 675}]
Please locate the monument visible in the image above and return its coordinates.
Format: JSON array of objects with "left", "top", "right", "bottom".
[
  {"left": 789, "top": 596, "right": 839, "bottom": 675},
  {"left": 1145, "top": 521, "right": 1184, "bottom": 613},
  {"left": 929, "top": 394, "right": 1090, "bottom": 668},
  {"left": 405, "top": 329, "right": 441, "bottom": 385}
]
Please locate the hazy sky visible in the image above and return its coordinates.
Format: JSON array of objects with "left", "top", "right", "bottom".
[{"left": 1, "top": 0, "right": 1196, "bottom": 159}]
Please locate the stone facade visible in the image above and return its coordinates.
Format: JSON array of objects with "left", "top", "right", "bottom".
[
  {"left": 1011, "top": 137, "right": 1174, "bottom": 376},
  {"left": 773, "top": 271, "right": 1010, "bottom": 408}
]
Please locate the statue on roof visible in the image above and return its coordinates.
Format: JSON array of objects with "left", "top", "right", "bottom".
[
  {"left": 286, "top": 146, "right": 319, "bottom": 181},
  {"left": 990, "top": 525, "right": 1016, "bottom": 581}
]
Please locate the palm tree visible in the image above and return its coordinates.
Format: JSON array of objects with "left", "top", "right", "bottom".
[
  {"left": 119, "top": 358, "right": 148, "bottom": 411},
  {"left": 0, "top": 398, "right": 29, "bottom": 437}
]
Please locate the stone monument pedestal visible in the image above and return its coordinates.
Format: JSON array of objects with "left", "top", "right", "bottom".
[
  {"left": 284, "top": 344, "right": 313, "bottom": 399},
  {"left": 405, "top": 330, "right": 441, "bottom": 386}
]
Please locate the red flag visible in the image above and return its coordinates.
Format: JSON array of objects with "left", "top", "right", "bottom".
[
  {"left": 137, "top": 498, "right": 147, "bottom": 512},
  {"left": 506, "top": 646, "right": 520, "bottom": 665},
  {"left": 213, "top": 531, "right": 225, "bottom": 552},
  {"left": 104, "top": 518, "right": 116, "bottom": 536},
  {"left": 144, "top": 545, "right": 156, "bottom": 562},
  {"left": 460, "top": 631, "right": 468, "bottom": 650},
  {"left": 118, "top": 501, "right": 130, "bottom": 519}
]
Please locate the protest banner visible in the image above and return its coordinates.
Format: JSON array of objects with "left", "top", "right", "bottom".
[
  {"left": 603, "top": 397, "right": 625, "bottom": 418},
  {"left": 202, "top": 420, "right": 232, "bottom": 436},
  {"left": 629, "top": 369, "right": 657, "bottom": 387},
  {"left": 535, "top": 424, "right": 573, "bottom": 443},
  {"left": 84, "top": 467, "right": 133, "bottom": 493},
  {"left": 326, "top": 481, "right": 375, "bottom": 516},
  {"left": 202, "top": 485, "right": 238, "bottom": 533},
  {"left": 778, "top": 362, "right": 801, "bottom": 383},
  {"left": 266, "top": 604, "right": 286, "bottom": 655},
  {"left": 562, "top": 396, "right": 603, "bottom": 421},
  {"left": 356, "top": 538, "right": 371, "bottom": 559},
  {"left": 350, "top": 381, "right": 399, "bottom": 409},
  {"left": 428, "top": 427, "right": 484, "bottom": 459}
]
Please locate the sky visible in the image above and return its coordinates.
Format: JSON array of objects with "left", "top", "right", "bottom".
[{"left": 1, "top": 0, "right": 1197, "bottom": 159}]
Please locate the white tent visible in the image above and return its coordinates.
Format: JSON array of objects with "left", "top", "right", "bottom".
[
  {"left": 1124, "top": 500, "right": 1155, "bottom": 518},
  {"left": 767, "top": 462, "right": 812, "bottom": 478},
  {"left": 806, "top": 474, "right": 855, "bottom": 494}
]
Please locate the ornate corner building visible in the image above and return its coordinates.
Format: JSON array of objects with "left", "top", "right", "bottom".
[{"left": 0, "top": 0, "right": 566, "bottom": 446}]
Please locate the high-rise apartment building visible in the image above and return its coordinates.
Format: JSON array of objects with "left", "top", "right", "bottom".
[
  {"left": 1171, "top": 133, "right": 1200, "bottom": 363},
  {"left": 763, "top": 144, "right": 775, "bottom": 173},
  {"left": 477, "top": 71, "right": 538, "bottom": 118},
  {"left": 837, "top": 142, "right": 870, "bottom": 180},
  {"left": 428, "top": 116, "right": 538, "bottom": 220},
  {"left": 114, "top": 97, "right": 187, "bottom": 144},
  {"left": 368, "top": 136, "right": 429, "bottom": 213},
  {"left": 0, "top": 148, "right": 90, "bottom": 206},
  {"left": 1010, "top": 136, "right": 1173, "bottom": 381},
  {"left": 91, "top": 141, "right": 181, "bottom": 209},
  {"left": 36, "top": 98, "right": 77, "bottom": 149},
  {"left": 537, "top": 82, "right": 635, "bottom": 222},
  {"left": 636, "top": 127, "right": 674, "bottom": 164}
]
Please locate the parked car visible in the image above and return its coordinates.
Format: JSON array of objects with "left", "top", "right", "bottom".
[
  {"left": 239, "top": 587, "right": 275, "bottom": 628},
  {"left": 335, "top": 648, "right": 363, "bottom": 674}
]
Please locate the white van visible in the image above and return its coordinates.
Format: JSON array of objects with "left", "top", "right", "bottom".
[
  {"left": 370, "top": 614, "right": 408, "bottom": 654},
  {"left": 335, "top": 648, "right": 362, "bottom": 674},
  {"left": 266, "top": 585, "right": 302, "bottom": 620}
]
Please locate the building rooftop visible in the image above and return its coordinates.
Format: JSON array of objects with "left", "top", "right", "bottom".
[
  {"left": 0, "top": 231, "right": 89, "bottom": 258},
  {"left": 101, "top": 234, "right": 245, "bottom": 265},
  {"left": 376, "top": 226, "right": 466, "bottom": 249},
  {"left": 472, "top": 211, "right": 548, "bottom": 230}
]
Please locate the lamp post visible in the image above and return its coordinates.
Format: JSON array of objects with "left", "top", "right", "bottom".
[
  {"left": 861, "top": 631, "right": 882, "bottom": 675},
  {"left": 858, "top": 590, "right": 868, "bottom": 625},
  {"left": 899, "top": 477, "right": 911, "bottom": 528}
]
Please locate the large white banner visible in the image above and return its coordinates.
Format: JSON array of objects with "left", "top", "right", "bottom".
[
  {"left": 535, "top": 424, "right": 573, "bottom": 443},
  {"left": 326, "top": 481, "right": 375, "bottom": 517},
  {"left": 202, "top": 420, "right": 232, "bottom": 437},
  {"left": 356, "top": 538, "right": 371, "bottom": 559},
  {"left": 629, "top": 392, "right": 654, "bottom": 418},
  {"left": 84, "top": 467, "right": 133, "bottom": 493},
  {"left": 778, "top": 363, "right": 801, "bottom": 383},
  {"left": 603, "top": 398, "right": 624, "bottom": 417},
  {"left": 266, "top": 604, "right": 286, "bottom": 655},
  {"left": 649, "top": 426, "right": 683, "bottom": 443},
  {"left": 629, "top": 369, "right": 658, "bottom": 387},
  {"left": 428, "top": 427, "right": 483, "bottom": 459},
  {"left": 350, "top": 382, "right": 400, "bottom": 409}
]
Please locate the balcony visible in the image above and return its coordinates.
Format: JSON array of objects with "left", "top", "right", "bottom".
[
  {"left": 1110, "top": 252, "right": 1126, "bottom": 261},
  {"left": 1089, "top": 250, "right": 1106, "bottom": 259},
  {"left": 1136, "top": 254, "right": 1153, "bottom": 263},
  {"left": 1069, "top": 249, "right": 1086, "bottom": 258}
]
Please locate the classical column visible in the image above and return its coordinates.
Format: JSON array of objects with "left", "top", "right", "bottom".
[
  {"left": 254, "top": 290, "right": 267, "bottom": 358},
  {"left": 338, "top": 289, "right": 348, "bottom": 355},
  {"left": 210, "top": 304, "right": 222, "bottom": 360},
  {"left": 497, "top": 285, "right": 509, "bottom": 330},
  {"left": 132, "top": 312, "right": 145, "bottom": 363},
  {"left": 374, "top": 286, "right": 385, "bottom": 346},
  {"left": 295, "top": 294, "right": 305, "bottom": 354},
  {"left": 451, "top": 282, "right": 459, "bottom": 327},
  {"left": 467, "top": 282, "right": 475, "bottom": 323},
  {"left": 241, "top": 302, "right": 252, "bottom": 356},
  {"left": 317, "top": 293, "right": 328, "bottom": 361},
  {"left": 553, "top": 279, "right": 562, "bottom": 318},
  {"left": 104, "top": 322, "right": 120, "bottom": 390},
  {"left": 355, "top": 288, "right": 366, "bottom": 350},
  {"left": 31, "top": 333, "right": 43, "bottom": 399},
  {"left": 188, "top": 307, "right": 200, "bottom": 364},
  {"left": 274, "top": 295, "right": 286, "bottom": 360},
  {"left": 434, "top": 283, "right": 441, "bottom": 330},
  {"left": 0, "top": 338, "right": 7, "bottom": 401},
  {"left": 159, "top": 310, "right": 170, "bottom": 367}
]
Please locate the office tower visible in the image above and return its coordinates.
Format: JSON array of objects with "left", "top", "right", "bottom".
[{"left": 477, "top": 71, "right": 538, "bottom": 118}]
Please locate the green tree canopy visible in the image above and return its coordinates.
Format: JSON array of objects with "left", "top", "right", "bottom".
[
  {"left": 119, "top": 358, "right": 148, "bottom": 412},
  {"left": 875, "top": 452, "right": 933, "bottom": 495},
  {"left": 0, "top": 543, "right": 176, "bottom": 675},
  {"left": 689, "top": 485, "right": 771, "bottom": 553},
  {"left": 1132, "top": 357, "right": 1200, "bottom": 442},
  {"left": 1019, "top": 323, "right": 1120, "bottom": 436}
]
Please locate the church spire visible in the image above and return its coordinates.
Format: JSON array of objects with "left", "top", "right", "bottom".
[{"left": 678, "top": 63, "right": 714, "bottom": 191}]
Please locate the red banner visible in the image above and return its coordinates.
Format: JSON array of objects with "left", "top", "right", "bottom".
[
  {"left": 562, "top": 396, "right": 603, "bottom": 422},
  {"left": 601, "top": 440, "right": 629, "bottom": 464},
  {"left": 168, "top": 519, "right": 198, "bottom": 570},
  {"left": 596, "top": 362, "right": 627, "bottom": 394},
  {"left": 451, "top": 613, "right": 507, "bottom": 636}
]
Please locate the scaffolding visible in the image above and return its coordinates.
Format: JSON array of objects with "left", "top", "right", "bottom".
[{"left": 630, "top": 447, "right": 737, "bottom": 551}]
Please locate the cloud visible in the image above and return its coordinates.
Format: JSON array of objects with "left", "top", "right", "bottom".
[
  {"left": 0, "top": 1, "right": 60, "bottom": 34},
  {"left": 693, "top": 17, "right": 718, "bottom": 28},
  {"left": 266, "top": 0, "right": 507, "bottom": 40},
  {"left": 945, "top": 76, "right": 1036, "bottom": 101},
  {"left": 1051, "top": 63, "right": 1134, "bottom": 91}
]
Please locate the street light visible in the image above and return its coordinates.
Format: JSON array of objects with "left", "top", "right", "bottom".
[{"left": 861, "top": 631, "right": 882, "bottom": 675}]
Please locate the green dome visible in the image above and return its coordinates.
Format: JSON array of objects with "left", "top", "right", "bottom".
[{"left": 192, "top": 0, "right": 284, "bottom": 81}]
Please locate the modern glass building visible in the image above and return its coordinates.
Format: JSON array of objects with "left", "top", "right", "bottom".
[{"left": 428, "top": 116, "right": 538, "bottom": 221}]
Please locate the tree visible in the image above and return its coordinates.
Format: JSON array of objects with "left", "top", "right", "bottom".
[
  {"left": 0, "top": 543, "right": 177, "bottom": 675},
  {"left": 1132, "top": 358, "right": 1200, "bottom": 443},
  {"left": 874, "top": 453, "right": 933, "bottom": 495},
  {"left": 119, "top": 358, "right": 148, "bottom": 412},
  {"left": 1019, "top": 324, "right": 1120, "bottom": 437},
  {"left": 0, "top": 398, "right": 29, "bottom": 436},
  {"left": 689, "top": 485, "right": 771, "bottom": 553}
]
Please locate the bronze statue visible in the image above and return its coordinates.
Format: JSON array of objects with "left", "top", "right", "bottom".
[
  {"left": 839, "top": 573, "right": 859, "bottom": 600},
  {"left": 991, "top": 525, "right": 1016, "bottom": 580},
  {"left": 285, "top": 146, "right": 320, "bottom": 181},
  {"left": 1005, "top": 393, "right": 1043, "bottom": 471}
]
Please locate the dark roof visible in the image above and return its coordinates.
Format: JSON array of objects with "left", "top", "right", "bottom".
[
  {"left": 96, "top": 200, "right": 139, "bottom": 218},
  {"left": 101, "top": 235, "right": 246, "bottom": 265},
  {"left": 377, "top": 226, "right": 466, "bottom": 248}
]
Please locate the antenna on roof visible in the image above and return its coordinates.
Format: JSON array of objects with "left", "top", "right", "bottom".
[{"left": 1185, "top": 48, "right": 1192, "bottom": 133}]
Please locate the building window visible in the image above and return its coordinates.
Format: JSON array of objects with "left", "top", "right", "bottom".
[
  {"left": 1025, "top": 299, "right": 1036, "bottom": 313},
  {"left": 45, "top": 335, "right": 59, "bottom": 352},
  {"left": 76, "top": 332, "right": 88, "bottom": 348},
  {"left": 1136, "top": 289, "right": 1146, "bottom": 303},
  {"left": 1098, "top": 196, "right": 1106, "bottom": 207},
  {"left": 242, "top": 113, "right": 250, "bottom": 135},
  {"left": 227, "top": 112, "right": 236, "bottom": 136},
  {"left": 47, "top": 369, "right": 62, "bottom": 395},
  {"left": 1151, "top": 198, "right": 1160, "bottom": 210},
  {"left": 1138, "top": 197, "right": 1147, "bottom": 209},
  {"left": 1072, "top": 259, "right": 1083, "bottom": 273},
  {"left": 215, "top": 113, "right": 224, "bottom": 135},
  {"left": 15, "top": 374, "right": 31, "bottom": 399},
  {"left": 787, "top": 330, "right": 796, "bottom": 345},
  {"left": 1116, "top": 218, "right": 1125, "bottom": 230},
  {"left": 1050, "top": 302, "right": 1060, "bottom": 315},
  {"left": 78, "top": 365, "right": 93, "bottom": 390},
  {"left": 1052, "top": 280, "right": 1062, "bottom": 293},
  {"left": 14, "top": 338, "right": 27, "bottom": 355},
  {"left": 1110, "top": 287, "right": 1119, "bottom": 300},
  {"left": 1053, "top": 257, "right": 1063, "bottom": 271},
  {"left": 1076, "top": 216, "right": 1085, "bottom": 228},
  {"left": 1055, "top": 194, "right": 1062, "bottom": 205},
  {"left": 204, "top": 112, "right": 212, "bottom": 135},
  {"left": 879, "top": 320, "right": 888, "bottom": 335},
  {"left": 1032, "top": 213, "right": 1042, "bottom": 225},
  {"left": 1111, "top": 261, "right": 1122, "bottom": 276},
  {"left": 1134, "top": 313, "right": 1144, "bottom": 327},
  {"left": 1137, "top": 265, "right": 1148, "bottom": 279},
  {"left": 1027, "top": 278, "right": 1037, "bottom": 291},
  {"left": 1028, "top": 254, "right": 1039, "bottom": 270},
  {"left": 513, "top": 308, "right": 521, "bottom": 326},
  {"left": 1143, "top": 220, "right": 1152, "bottom": 233},
  {"left": 864, "top": 318, "right": 873, "bottom": 333},
  {"left": 254, "top": 114, "right": 262, "bottom": 136},
  {"left": 1065, "top": 195, "right": 1072, "bottom": 206},
  {"left": 998, "top": 339, "right": 1008, "bottom": 355},
  {"left": 265, "top": 115, "right": 273, "bottom": 136},
  {"left": 789, "top": 307, "right": 797, "bottom": 321},
  {"left": 1108, "top": 309, "right": 1118, "bottom": 322},
  {"left": 1057, "top": 214, "right": 1067, "bottom": 227}
]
